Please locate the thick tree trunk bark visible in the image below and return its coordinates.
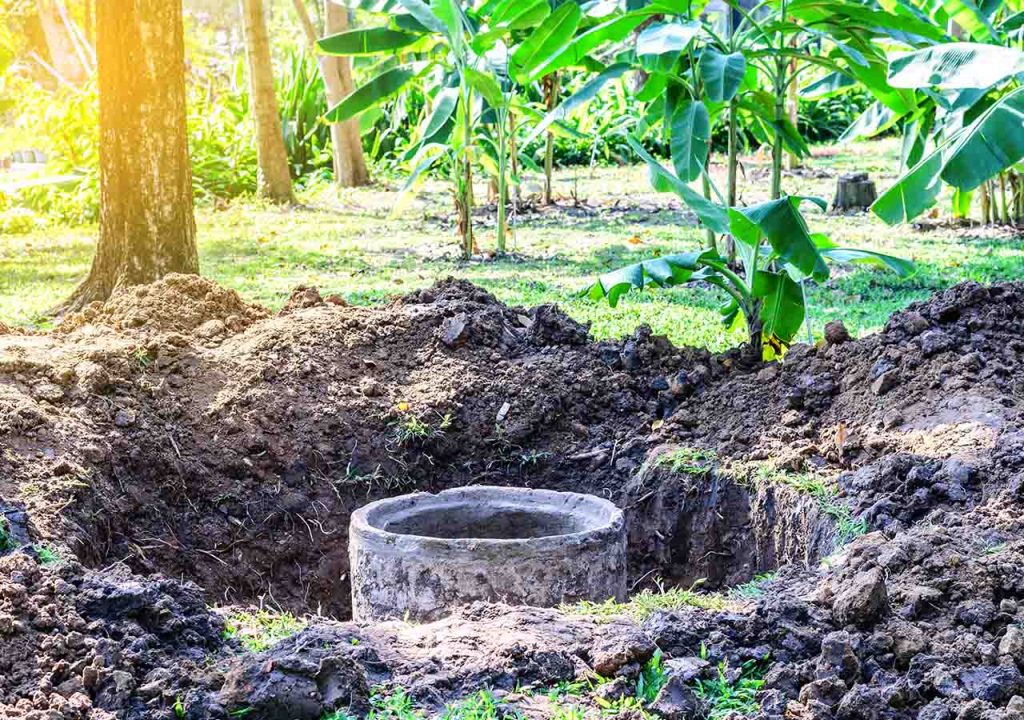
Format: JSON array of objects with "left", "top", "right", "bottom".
[
  {"left": 291, "top": 0, "right": 369, "bottom": 187},
  {"left": 60, "top": 0, "right": 198, "bottom": 312},
  {"left": 240, "top": 0, "right": 294, "bottom": 203}
]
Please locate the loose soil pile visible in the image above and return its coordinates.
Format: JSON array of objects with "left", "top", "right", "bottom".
[{"left": 0, "top": 275, "right": 1022, "bottom": 720}]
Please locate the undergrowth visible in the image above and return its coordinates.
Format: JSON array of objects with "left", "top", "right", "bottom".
[
  {"left": 693, "top": 658, "right": 768, "bottom": 719},
  {"left": 222, "top": 608, "right": 306, "bottom": 652}
]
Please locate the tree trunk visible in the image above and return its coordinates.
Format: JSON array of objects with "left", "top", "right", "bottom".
[
  {"left": 35, "top": 0, "right": 87, "bottom": 85},
  {"left": 831, "top": 173, "right": 877, "bottom": 212},
  {"left": 542, "top": 71, "right": 557, "bottom": 204},
  {"left": 291, "top": 0, "right": 369, "bottom": 187},
  {"left": 324, "top": 1, "right": 369, "bottom": 187},
  {"left": 241, "top": 0, "right": 294, "bottom": 203},
  {"left": 61, "top": 0, "right": 198, "bottom": 311}
]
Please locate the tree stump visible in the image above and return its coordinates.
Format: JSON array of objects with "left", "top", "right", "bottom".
[{"left": 832, "top": 172, "right": 877, "bottom": 212}]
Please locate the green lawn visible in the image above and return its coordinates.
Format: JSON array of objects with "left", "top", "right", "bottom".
[{"left": 2, "top": 139, "right": 1021, "bottom": 351}]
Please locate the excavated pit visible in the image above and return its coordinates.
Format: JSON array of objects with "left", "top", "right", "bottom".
[{"left": 349, "top": 486, "right": 628, "bottom": 622}]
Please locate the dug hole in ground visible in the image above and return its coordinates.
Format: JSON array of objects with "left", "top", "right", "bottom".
[{"left": 1, "top": 274, "right": 1023, "bottom": 720}]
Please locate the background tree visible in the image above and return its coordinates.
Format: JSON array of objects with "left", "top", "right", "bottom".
[
  {"left": 240, "top": 0, "right": 294, "bottom": 203},
  {"left": 292, "top": 0, "right": 369, "bottom": 188},
  {"left": 62, "top": 0, "right": 198, "bottom": 310}
]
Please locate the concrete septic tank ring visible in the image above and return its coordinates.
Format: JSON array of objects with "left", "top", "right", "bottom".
[{"left": 349, "top": 486, "right": 627, "bottom": 622}]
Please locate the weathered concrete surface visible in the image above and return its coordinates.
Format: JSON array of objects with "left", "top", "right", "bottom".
[{"left": 349, "top": 486, "right": 627, "bottom": 621}]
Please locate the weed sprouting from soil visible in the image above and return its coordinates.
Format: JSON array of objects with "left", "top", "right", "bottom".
[
  {"left": 34, "top": 545, "right": 60, "bottom": 565},
  {"left": 366, "top": 688, "right": 423, "bottom": 720},
  {"left": 222, "top": 608, "right": 306, "bottom": 652},
  {"left": 729, "top": 572, "right": 777, "bottom": 601},
  {"left": 387, "top": 408, "right": 454, "bottom": 447},
  {"left": 561, "top": 579, "right": 732, "bottom": 621},
  {"left": 0, "top": 518, "right": 14, "bottom": 552},
  {"left": 656, "top": 447, "right": 719, "bottom": 475},
  {"left": 636, "top": 649, "right": 667, "bottom": 703},
  {"left": 693, "top": 659, "right": 768, "bottom": 719}
]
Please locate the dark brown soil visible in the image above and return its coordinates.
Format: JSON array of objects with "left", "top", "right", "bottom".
[{"left": 1, "top": 276, "right": 1023, "bottom": 720}]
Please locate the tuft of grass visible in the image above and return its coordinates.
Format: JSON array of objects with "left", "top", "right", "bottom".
[
  {"left": 388, "top": 410, "right": 453, "bottom": 447},
  {"left": 34, "top": 544, "right": 61, "bottom": 565},
  {"left": 729, "top": 572, "right": 777, "bottom": 601},
  {"left": 223, "top": 608, "right": 306, "bottom": 652},
  {"left": 442, "top": 691, "right": 517, "bottom": 720},
  {"left": 656, "top": 447, "right": 718, "bottom": 475},
  {"left": 693, "top": 659, "right": 767, "bottom": 719},
  {"left": 551, "top": 706, "right": 585, "bottom": 720},
  {"left": 562, "top": 580, "right": 732, "bottom": 622},
  {"left": 741, "top": 463, "right": 867, "bottom": 546}
]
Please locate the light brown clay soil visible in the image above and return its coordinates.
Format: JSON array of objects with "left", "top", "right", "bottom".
[{"left": 0, "top": 276, "right": 1023, "bottom": 720}]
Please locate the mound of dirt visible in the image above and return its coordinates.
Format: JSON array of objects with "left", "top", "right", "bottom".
[
  {"left": 1, "top": 276, "right": 1024, "bottom": 720},
  {"left": 0, "top": 277, "right": 711, "bottom": 620},
  {"left": 56, "top": 274, "right": 268, "bottom": 335},
  {"left": 663, "top": 282, "right": 1023, "bottom": 469},
  {"left": 0, "top": 553, "right": 223, "bottom": 720}
]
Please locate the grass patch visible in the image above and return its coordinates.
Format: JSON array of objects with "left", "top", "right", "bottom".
[
  {"left": 561, "top": 580, "right": 732, "bottom": 622},
  {"left": 4, "top": 141, "right": 1021, "bottom": 356},
  {"left": 740, "top": 463, "right": 866, "bottom": 546},
  {"left": 656, "top": 447, "right": 719, "bottom": 475},
  {"left": 222, "top": 608, "right": 306, "bottom": 652}
]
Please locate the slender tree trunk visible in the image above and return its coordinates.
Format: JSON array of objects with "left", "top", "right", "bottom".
[
  {"left": 61, "top": 0, "right": 197, "bottom": 311},
  {"left": 771, "top": 60, "right": 785, "bottom": 200},
  {"left": 786, "top": 56, "right": 799, "bottom": 171},
  {"left": 324, "top": 1, "right": 369, "bottom": 187},
  {"left": 496, "top": 109, "right": 508, "bottom": 254},
  {"left": 291, "top": 0, "right": 370, "bottom": 187},
  {"left": 542, "top": 71, "right": 558, "bottom": 204},
  {"left": 35, "top": 0, "right": 87, "bottom": 85},
  {"left": 240, "top": 0, "right": 294, "bottom": 203},
  {"left": 456, "top": 81, "right": 475, "bottom": 259}
]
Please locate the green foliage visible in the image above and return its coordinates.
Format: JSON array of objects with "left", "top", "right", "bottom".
[
  {"left": 693, "top": 660, "right": 767, "bottom": 719},
  {"left": 0, "top": 207, "right": 38, "bottom": 235},
  {"left": 729, "top": 572, "right": 777, "bottom": 601},
  {"left": 388, "top": 409, "right": 453, "bottom": 446},
  {"left": 34, "top": 545, "right": 61, "bottom": 566},
  {"left": 0, "top": 517, "right": 14, "bottom": 552},
  {"left": 367, "top": 688, "right": 422, "bottom": 720},
  {"left": 223, "top": 609, "right": 306, "bottom": 652},
  {"left": 585, "top": 149, "right": 915, "bottom": 357},
  {"left": 636, "top": 649, "right": 667, "bottom": 703}
]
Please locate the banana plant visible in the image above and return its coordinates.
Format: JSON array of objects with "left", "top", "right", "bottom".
[
  {"left": 586, "top": 136, "right": 916, "bottom": 359},
  {"left": 318, "top": 0, "right": 651, "bottom": 257},
  {"left": 873, "top": 38, "right": 1024, "bottom": 224},
  {"left": 789, "top": 0, "right": 1024, "bottom": 224}
]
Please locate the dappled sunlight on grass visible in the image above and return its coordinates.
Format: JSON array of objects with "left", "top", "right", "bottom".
[{"left": 2, "top": 140, "right": 1021, "bottom": 350}]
